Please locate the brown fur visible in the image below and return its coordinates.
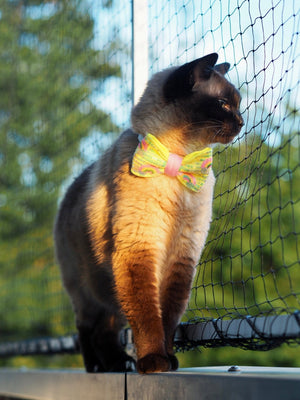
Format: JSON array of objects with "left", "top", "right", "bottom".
[{"left": 54, "top": 54, "right": 243, "bottom": 373}]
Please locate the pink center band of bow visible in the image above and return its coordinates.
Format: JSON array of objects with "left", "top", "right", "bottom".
[{"left": 164, "top": 153, "right": 183, "bottom": 177}]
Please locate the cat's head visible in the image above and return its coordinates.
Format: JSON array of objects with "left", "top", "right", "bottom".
[{"left": 131, "top": 53, "right": 244, "bottom": 152}]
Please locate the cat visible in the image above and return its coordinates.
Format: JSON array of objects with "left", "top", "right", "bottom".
[{"left": 54, "top": 53, "right": 243, "bottom": 374}]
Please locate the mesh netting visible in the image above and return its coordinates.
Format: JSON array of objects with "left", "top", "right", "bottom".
[
  {"left": 0, "top": 0, "right": 299, "bottom": 360},
  {"left": 174, "top": 0, "right": 300, "bottom": 347}
]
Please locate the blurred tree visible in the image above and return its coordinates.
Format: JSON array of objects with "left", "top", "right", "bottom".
[{"left": 0, "top": 0, "right": 121, "bottom": 340}]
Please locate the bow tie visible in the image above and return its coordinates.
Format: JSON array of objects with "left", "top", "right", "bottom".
[{"left": 131, "top": 133, "right": 212, "bottom": 192}]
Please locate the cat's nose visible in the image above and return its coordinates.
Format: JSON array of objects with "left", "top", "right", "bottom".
[{"left": 236, "top": 113, "right": 244, "bottom": 128}]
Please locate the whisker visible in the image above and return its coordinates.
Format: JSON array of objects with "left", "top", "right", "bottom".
[{"left": 179, "top": 120, "right": 223, "bottom": 131}]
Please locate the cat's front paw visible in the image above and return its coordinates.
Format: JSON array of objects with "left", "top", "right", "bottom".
[
  {"left": 137, "top": 353, "right": 171, "bottom": 374},
  {"left": 168, "top": 354, "right": 179, "bottom": 371},
  {"left": 85, "top": 353, "right": 136, "bottom": 373},
  {"left": 109, "top": 355, "right": 136, "bottom": 372}
]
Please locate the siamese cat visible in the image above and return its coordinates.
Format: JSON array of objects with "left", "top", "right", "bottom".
[{"left": 54, "top": 53, "right": 243, "bottom": 374}]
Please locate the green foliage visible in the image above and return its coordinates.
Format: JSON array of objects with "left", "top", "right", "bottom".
[
  {"left": 0, "top": 0, "right": 120, "bottom": 345},
  {"left": 178, "top": 343, "right": 300, "bottom": 368}
]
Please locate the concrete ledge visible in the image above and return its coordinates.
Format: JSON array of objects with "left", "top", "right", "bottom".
[
  {"left": 0, "top": 367, "right": 300, "bottom": 400},
  {"left": 0, "top": 369, "right": 124, "bottom": 400},
  {"left": 127, "top": 366, "right": 300, "bottom": 400}
]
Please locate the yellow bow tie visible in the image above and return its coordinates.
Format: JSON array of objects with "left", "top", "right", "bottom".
[{"left": 131, "top": 133, "right": 212, "bottom": 192}]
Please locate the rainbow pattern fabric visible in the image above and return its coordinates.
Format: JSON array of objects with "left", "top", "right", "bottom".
[{"left": 131, "top": 133, "right": 212, "bottom": 192}]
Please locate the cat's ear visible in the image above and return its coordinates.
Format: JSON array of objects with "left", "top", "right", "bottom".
[
  {"left": 192, "top": 53, "right": 219, "bottom": 81},
  {"left": 163, "top": 53, "right": 218, "bottom": 101},
  {"left": 214, "top": 62, "right": 230, "bottom": 75}
]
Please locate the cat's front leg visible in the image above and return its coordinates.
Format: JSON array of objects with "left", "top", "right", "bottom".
[
  {"left": 112, "top": 251, "right": 172, "bottom": 373},
  {"left": 160, "top": 257, "right": 195, "bottom": 370}
]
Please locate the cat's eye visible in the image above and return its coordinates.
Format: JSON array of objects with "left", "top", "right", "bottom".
[{"left": 219, "top": 99, "right": 231, "bottom": 112}]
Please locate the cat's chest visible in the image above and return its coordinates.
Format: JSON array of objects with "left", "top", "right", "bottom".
[
  {"left": 164, "top": 172, "right": 215, "bottom": 264},
  {"left": 173, "top": 189, "right": 210, "bottom": 236},
  {"left": 172, "top": 172, "right": 215, "bottom": 225}
]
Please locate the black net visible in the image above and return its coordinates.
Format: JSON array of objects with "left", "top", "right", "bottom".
[{"left": 0, "top": 0, "right": 299, "bottom": 363}]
